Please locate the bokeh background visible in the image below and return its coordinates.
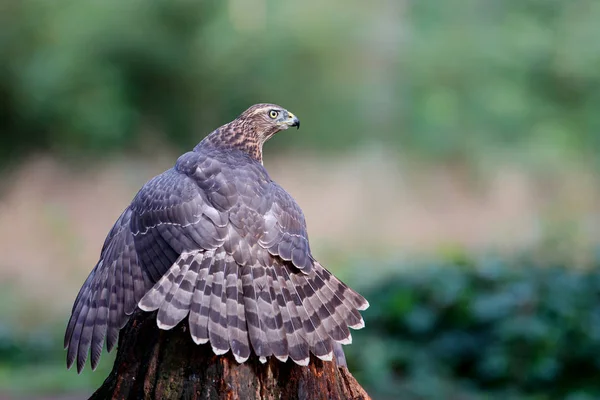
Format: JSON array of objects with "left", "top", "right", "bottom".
[{"left": 1, "top": 1, "right": 600, "bottom": 399}]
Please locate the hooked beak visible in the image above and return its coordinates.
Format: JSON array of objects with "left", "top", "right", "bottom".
[{"left": 287, "top": 112, "right": 300, "bottom": 130}]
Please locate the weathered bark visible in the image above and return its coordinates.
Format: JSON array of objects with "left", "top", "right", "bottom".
[{"left": 90, "top": 310, "right": 371, "bottom": 400}]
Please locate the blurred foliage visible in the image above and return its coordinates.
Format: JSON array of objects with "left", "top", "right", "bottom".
[
  {"left": 1, "top": 1, "right": 600, "bottom": 398},
  {"left": 0, "top": 285, "right": 113, "bottom": 396},
  {"left": 346, "top": 252, "right": 600, "bottom": 399},
  {"left": 1, "top": 0, "right": 600, "bottom": 166},
  {"left": 0, "top": 313, "right": 113, "bottom": 397},
  {"left": 4, "top": 253, "right": 600, "bottom": 399}
]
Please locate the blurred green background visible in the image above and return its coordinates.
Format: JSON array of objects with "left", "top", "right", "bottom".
[{"left": 1, "top": 0, "right": 599, "bottom": 399}]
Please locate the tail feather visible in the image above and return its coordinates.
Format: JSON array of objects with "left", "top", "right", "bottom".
[
  {"left": 161, "top": 255, "right": 200, "bottom": 329},
  {"left": 265, "top": 263, "right": 289, "bottom": 362},
  {"left": 189, "top": 254, "right": 213, "bottom": 344},
  {"left": 304, "top": 272, "right": 352, "bottom": 345},
  {"left": 225, "top": 256, "right": 250, "bottom": 363},
  {"left": 317, "top": 266, "right": 369, "bottom": 311},
  {"left": 136, "top": 250, "right": 368, "bottom": 367},
  {"left": 273, "top": 263, "right": 310, "bottom": 365},
  {"left": 308, "top": 265, "right": 365, "bottom": 330},
  {"left": 313, "top": 268, "right": 365, "bottom": 330},
  {"left": 208, "top": 254, "right": 229, "bottom": 355},
  {"left": 283, "top": 266, "right": 333, "bottom": 360},
  {"left": 241, "top": 264, "right": 271, "bottom": 358},
  {"left": 138, "top": 261, "right": 180, "bottom": 312},
  {"left": 254, "top": 260, "right": 287, "bottom": 362},
  {"left": 156, "top": 259, "right": 191, "bottom": 329}
]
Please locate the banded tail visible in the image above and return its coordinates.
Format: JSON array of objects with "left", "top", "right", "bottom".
[{"left": 139, "top": 248, "right": 368, "bottom": 365}]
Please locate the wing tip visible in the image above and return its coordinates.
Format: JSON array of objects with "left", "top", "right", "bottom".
[
  {"left": 76, "top": 360, "right": 85, "bottom": 374},
  {"left": 106, "top": 341, "right": 116, "bottom": 354}
]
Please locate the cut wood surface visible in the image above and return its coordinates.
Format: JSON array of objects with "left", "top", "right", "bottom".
[{"left": 90, "top": 310, "right": 371, "bottom": 400}]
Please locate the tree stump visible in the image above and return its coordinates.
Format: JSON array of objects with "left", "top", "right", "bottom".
[{"left": 90, "top": 310, "right": 371, "bottom": 400}]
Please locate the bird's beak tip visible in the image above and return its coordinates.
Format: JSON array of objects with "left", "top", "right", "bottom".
[{"left": 290, "top": 116, "right": 300, "bottom": 130}]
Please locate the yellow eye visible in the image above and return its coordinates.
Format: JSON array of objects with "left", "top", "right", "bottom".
[{"left": 269, "top": 110, "right": 279, "bottom": 119}]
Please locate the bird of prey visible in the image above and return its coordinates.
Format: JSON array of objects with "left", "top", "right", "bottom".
[{"left": 64, "top": 103, "right": 369, "bottom": 373}]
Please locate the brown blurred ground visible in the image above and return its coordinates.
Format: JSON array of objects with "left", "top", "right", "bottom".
[{"left": 1, "top": 152, "right": 598, "bottom": 329}]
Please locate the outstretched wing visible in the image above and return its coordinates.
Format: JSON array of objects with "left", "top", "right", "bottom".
[
  {"left": 64, "top": 160, "right": 229, "bottom": 373},
  {"left": 64, "top": 207, "right": 151, "bottom": 373}
]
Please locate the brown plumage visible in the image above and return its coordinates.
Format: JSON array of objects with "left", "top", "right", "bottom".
[{"left": 64, "top": 103, "right": 368, "bottom": 372}]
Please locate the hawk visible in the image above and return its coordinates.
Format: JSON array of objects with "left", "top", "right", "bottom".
[{"left": 64, "top": 103, "right": 369, "bottom": 373}]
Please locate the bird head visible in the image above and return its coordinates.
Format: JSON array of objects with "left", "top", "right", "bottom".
[
  {"left": 200, "top": 103, "right": 301, "bottom": 163},
  {"left": 237, "top": 103, "right": 300, "bottom": 143}
]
